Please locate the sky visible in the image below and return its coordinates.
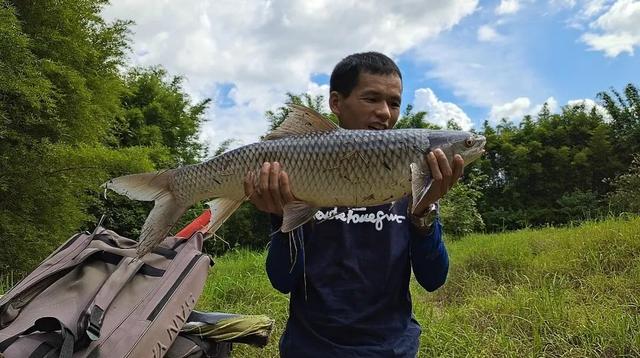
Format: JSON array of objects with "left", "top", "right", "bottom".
[{"left": 103, "top": 0, "right": 640, "bottom": 152}]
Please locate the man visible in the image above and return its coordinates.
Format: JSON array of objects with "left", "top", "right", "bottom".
[{"left": 244, "top": 52, "right": 464, "bottom": 357}]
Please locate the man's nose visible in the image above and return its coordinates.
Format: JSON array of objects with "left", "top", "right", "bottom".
[{"left": 374, "top": 102, "right": 391, "bottom": 122}]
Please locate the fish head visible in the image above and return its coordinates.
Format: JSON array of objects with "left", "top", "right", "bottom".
[{"left": 427, "top": 130, "right": 486, "bottom": 166}]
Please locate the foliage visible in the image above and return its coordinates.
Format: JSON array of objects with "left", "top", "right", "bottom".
[
  {"left": 597, "top": 83, "right": 640, "bottom": 159},
  {"left": 0, "top": 1, "right": 209, "bottom": 272},
  {"left": 607, "top": 154, "right": 640, "bottom": 215},
  {"left": 0, "top": 143, "right": 156, "bottom": 271},
  {"left": 475, "top": 100, "right": 626, "bottom": 231},
  {"left": 0, "top": 0, "right": 134, "bottom": 271},
  {"left": 112, "top": 67, "right": 210, "bottom": 166},
  {"left": 555, "top": 189, "right": 602, "bottom": 223},
  {"left": 394, "top": 104, "right": 440, "bottom": 129},
  {"left": 439, "top": 169, "right": 486, "bottom": 238}
]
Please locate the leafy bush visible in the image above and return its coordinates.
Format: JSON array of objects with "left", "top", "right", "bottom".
[
  {"left": 608, "top": 154, "right": 640, "bottom": 214},
  {"left": 556, "top": 189, "right": 602, "bottom": 223},
  {"left": 440, "top": 170, "right": 486, "bottom": 238}
]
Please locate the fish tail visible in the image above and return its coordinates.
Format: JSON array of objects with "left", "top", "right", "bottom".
[{"left": 103, "top": 169, "right": 188, "bottom": 257}]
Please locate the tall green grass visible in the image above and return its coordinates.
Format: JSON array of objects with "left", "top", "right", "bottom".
[{"left": 199, "top": 217, "right": 640, "bottom": 357}]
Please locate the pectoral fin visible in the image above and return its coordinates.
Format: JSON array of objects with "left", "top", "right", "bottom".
[
  {"left": 205, "top": 198, "right": 243, "bottom": 234},
  {"left": 410, "top": 163, "right": 432, "bottom": 214},
  {"left": 280, "top": 201, "right": 318, "bottom": 232}
]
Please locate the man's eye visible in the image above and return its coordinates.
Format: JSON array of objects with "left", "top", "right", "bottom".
[
  {"left": 364, "top": 97, "right": 376, "bottom": 103},
  {"left": 390, "top": 102, "right": 401, "bottom": 108}
]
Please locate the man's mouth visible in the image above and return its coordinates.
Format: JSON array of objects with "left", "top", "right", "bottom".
[{"left": 368, "top": 124, "right": 387, "bottom": 130}]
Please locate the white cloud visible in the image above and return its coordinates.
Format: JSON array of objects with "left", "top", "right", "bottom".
[
  {"left": 477, "top": 25, "right": 502, "bottom": 41},
  {"left": 489, "top": 97, "right": 531, "bottom": 123},
  {"left": 412, "top": 88, "right": 473, "bottom": 130},
  {"left": 582, "top": 0, "right": 609, "bottom": 17},
  {"left": 487, "top": 96, "right": 611, "bottom": 125},
  {"left": 305, "top": 82, "right": 331, "bottom": 113},
  {"left": 102, "top": 0, "right": 479, "bottom": 149},
  {"left": 532, "top": 96, "right": 559, "bottom": 114},
  {"left": 580, "top": 0, "right": 640, "bottom": 57},
  {"left": 496, "top": 0, "right": 520, "bottom": 15},
  {"left": 549, "top": 0, "right": 577, "bottom": 9},
  {"left": 415, "top": 39, "right": 546, "bottom": 108},
  {"left": 566, "top": 98, "right": 612, "bottom": 121}
]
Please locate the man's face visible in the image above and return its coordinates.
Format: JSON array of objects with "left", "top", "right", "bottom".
[{"left": 329, "top": 72, "right": 402, "bottom": 130}]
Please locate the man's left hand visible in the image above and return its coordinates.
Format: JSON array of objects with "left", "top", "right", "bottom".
[{"left": 412, "top": 149, "right": 464, "bottom": 216}]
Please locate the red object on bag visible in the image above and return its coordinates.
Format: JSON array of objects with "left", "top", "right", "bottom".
[{"left": 176, "top": 209, "right": 211, "bottom": 238}]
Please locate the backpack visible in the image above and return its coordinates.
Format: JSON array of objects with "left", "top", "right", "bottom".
[{"left": 0, "top": 226, "right": 211, "bottom": 357}]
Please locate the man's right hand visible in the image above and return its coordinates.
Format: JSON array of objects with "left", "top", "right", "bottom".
[{"left": 243, "top": 162, "right": 296, "bottom": 216}]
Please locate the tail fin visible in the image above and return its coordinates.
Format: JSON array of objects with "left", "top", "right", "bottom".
[{"left": 103, "top": 170, "right": 188, "bottom": 257}]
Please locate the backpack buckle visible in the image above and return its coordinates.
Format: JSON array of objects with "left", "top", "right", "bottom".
[{"left": 86, "top": 306, "right": 104, "bottom": 340}]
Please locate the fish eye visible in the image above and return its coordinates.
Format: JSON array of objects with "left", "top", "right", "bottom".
[{"left": 464, "top": 138, "right": 474, "bottom": 148}]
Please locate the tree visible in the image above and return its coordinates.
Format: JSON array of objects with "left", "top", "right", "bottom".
[
  {"left": 0, "top": 0, "right": 136, "bottom": 272},
  {"left": 394, "top": 105, "right": 440, "bottom": 129},
  {"left": 439, "top": 169, "right": 486, "bottom": 238},
  {"left": 608, "top": 154, "right": 640, "bottom": 215},
  {"left": 0, "top": 1, "right": 212, "bottom": 272},
  {"left": 113, "top": 67, "right": 210, "bottom": 166},
  {"left": 597, "top": 83, "right": 640, "bottom": 160},
  {"left": 475, "top": 101, "right": 621, "bottom": 231}
]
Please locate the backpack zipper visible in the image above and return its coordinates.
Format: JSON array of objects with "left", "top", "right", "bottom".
[{"left": 146, "top": 254, "right": 202, "bottom": 321}]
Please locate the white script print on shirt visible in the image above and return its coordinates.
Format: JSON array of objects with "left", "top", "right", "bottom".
[{"left": 314, "top": 206, "right": 406, "bottom": 231}]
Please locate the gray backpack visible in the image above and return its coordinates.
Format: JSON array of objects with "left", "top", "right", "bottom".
[{"left": 0, "top": 226, "right": 211, "bottom": 357}]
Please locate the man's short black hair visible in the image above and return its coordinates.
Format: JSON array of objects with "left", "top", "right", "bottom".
[{"left": 330, "top": 52, "right": 402, "bottom": 97}]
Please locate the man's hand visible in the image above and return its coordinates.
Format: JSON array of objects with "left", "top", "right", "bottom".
[
  {"left": 244, "top": 162, "right": 296, "bottom": 216},
  {"left": 412, "top": 149, "right": 464, "bottom": 216}
]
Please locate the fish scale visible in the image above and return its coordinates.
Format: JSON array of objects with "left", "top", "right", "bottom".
[{"left": 105, "top": 104, "right": 486, "bottom": 257}]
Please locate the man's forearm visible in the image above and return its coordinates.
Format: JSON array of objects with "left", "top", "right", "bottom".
[{"left": 409, "top": 218, "right": 449, "bottom": 292}]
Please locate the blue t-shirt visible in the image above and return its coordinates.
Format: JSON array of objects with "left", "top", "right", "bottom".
[{"left": 266, "top": 197, "right": 448, "bottom": 357}]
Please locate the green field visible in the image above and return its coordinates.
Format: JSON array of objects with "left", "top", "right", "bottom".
[{"left": 197, "top": 217, "right": 640, "bottom": 357}]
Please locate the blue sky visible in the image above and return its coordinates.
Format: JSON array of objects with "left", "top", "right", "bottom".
[{"left": 104, "top": 0, "right": 639, "bottom": 150}]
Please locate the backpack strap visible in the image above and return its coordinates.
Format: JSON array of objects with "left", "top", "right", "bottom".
[
  {"left": 0, "top": 317, "right": 74, "bottom": 358},
  {"left": 82, "top": 256, "right": 144, "bottom": 341}
]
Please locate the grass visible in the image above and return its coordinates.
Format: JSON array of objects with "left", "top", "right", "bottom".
[{"left": 198, "top": 217, "right": 640, "bottom": 357}]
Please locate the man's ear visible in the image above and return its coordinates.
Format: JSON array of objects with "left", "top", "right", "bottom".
[{"left": 329, "top": 91, "right": 342, "bottom": 117}]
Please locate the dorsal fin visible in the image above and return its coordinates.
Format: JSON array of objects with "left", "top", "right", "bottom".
[{"left": 264, "top": 104, "right": 339, "bottom": 140}]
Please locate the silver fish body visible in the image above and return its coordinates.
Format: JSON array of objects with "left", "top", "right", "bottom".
[
  {"left": 105, "top": 105, "right": 486, "bottom": 257},
  {"left": 179, "top": 129, "right": 471, "bottom": 207}
]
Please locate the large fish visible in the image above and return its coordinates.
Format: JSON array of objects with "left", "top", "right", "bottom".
[{"left": 105, "top": 105, "right": 486, "bottom": 257}]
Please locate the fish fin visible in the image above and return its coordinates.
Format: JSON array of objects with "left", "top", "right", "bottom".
[
  {"left": 204, "top": 198, "right": 243, "bottom": 234},
  {"left": 280, "top": 201, "right": 318, "bottom": 232},
  {"left": 137, "top": 195, "right": 189, "bottom": 257},
  {"left": 264, "top": 104, "right": 339, "bottom": 140},
  {"left": 103, "top": 170, "right": 175, "bottom": 201},
  {"left": 103, "top": 170, "right": 187, "bottom": 257},
  {"left": 410, "top": 162, "right": 432, "bottom": 215}
]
